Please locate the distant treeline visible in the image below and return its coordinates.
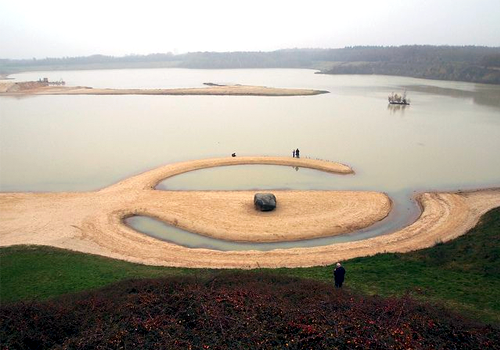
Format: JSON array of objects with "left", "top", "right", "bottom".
[
  {"left": 319, "top": 46, "right": 500, "bottom": 84},
  {"left": 2, "top": 46, "right": 500, "bottom": 84}
]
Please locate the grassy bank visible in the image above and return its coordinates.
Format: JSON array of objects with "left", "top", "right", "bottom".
[
  {"left": 276, "top": 207, "right": 500, "bottom": 324},
  {"left": 0, "top": 246, "right": 209, "bottom": 302},
  {"left": 1, "top": 208, "right": 499, "bottom": 324}
]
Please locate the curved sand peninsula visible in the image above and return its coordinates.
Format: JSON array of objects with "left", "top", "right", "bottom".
[
  {"left": 0, "top": 81, "right": 328, "bottom": 96},
  {"left": 1, "top": 157, "right": 378, "bottom": 244},
  {"left": 1, "top": 157, "right": 500, "bottom": 268}
]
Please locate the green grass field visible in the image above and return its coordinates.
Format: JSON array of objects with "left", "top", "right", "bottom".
[{"left": 1, "top": 207, "right": 499, "bottom": 324}]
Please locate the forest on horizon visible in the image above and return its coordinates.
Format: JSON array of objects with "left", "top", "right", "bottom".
[{"left": 2, "top": 45, "right": 500, "bottom": 84}]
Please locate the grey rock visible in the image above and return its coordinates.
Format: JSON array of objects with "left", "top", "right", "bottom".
[{"left": 254, "top": 193, "right": 277, "bottom": 211}]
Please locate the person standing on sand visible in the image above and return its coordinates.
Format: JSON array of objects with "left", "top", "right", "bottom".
[
  {"left": 292, "top": 149, "right": 296, "bottom": 158},
  {"left": 295, "top": 148, "right": 300, "bottom": 158},
  {"left": 333, "top": 262, "right": 346, "bottom": 288}
]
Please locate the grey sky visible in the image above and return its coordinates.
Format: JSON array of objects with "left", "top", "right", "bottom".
[{"left": 1, "top": 0, "right": 499, "bottom": 59}]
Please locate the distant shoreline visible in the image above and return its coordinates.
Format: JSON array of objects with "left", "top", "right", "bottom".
[
  {"left": 2, "top": 46, "right": 499, "bottom": 85},
  {"left": 0, "top": 81, "right": 329, "bottom": 97}
]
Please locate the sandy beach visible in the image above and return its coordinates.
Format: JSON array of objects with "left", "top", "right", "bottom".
[
  {"left": 1, "top": 157, "right": 499, "bottom": 268},
  {"left": 0, "top": 81, "right": 328, "bottom": 96}
]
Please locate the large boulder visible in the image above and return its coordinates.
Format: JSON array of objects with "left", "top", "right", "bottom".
[{"left": 254, "top": 193, "right": 277, "bottom": 211}]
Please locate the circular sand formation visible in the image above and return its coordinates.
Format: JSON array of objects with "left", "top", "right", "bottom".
[
  {"left": 109, "top": 156, "right": 391, "bottom": 242},
  {"left": 126, "top": 190, "right": 391, "bottom": 243},
  {"left": 1, "top": 157, "right": 500, "bottom": 268}
]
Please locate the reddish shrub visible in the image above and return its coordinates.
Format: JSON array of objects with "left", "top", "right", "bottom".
[{"left": 1, "top": 273, "right": 499, "bottom": 349}]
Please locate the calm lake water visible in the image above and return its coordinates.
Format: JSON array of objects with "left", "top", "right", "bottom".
[{"left": 1, "top": 69, "right": 500, "bottom": 249}]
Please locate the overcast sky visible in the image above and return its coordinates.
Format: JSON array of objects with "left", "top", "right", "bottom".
[{"left": 1, "top": 0, "right": 499, "bottom": 59}]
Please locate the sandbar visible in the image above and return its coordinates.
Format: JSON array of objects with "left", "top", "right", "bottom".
[
  {"left": 0, "top": 81, "right": 328, "bottom": 96},
  {"left": 1, "top": 157, "right": 499, "bottom": 268}
]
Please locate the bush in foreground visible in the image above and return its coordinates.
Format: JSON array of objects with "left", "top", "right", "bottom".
[{"left": 1, "top": 273, "right": 499, "bottom": 349}]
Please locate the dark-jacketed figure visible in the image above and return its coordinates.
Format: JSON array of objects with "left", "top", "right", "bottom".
[{"left": 333, "top": 262, "right": 346, "bottom": 288}]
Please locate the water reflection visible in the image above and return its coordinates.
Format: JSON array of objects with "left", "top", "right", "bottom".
[
  {"left": 402, "top": 84, "right": 500, "bottom": 109},
  {"left": 156, "top": 165, "right": 328, "bottom": 191},
  {"left": 387, "top": 104, "right": 409, "bottom": 115}
]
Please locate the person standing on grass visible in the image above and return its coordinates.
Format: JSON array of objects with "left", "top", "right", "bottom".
[
  {"left": 334, "top": 262, "right": 346, "bottom": 288},
  {"left": 293, "top": 149, "right": 296, "bottom": 158},
  {"left": 295, "top": 148, "right": 300, "bottom": 158}
]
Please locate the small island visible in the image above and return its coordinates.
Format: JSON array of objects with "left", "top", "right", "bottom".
[{"left": 0, "top": 81, "right": 329, "bottom": 97}]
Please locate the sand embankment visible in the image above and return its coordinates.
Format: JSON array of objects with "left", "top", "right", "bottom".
[
  {"left": 1, "top": 157, "right": 499, "bottom": 268},
  {"left": 0, "top": 81, "right": 328, "bottom": 96},
  {"left": 0, "top": 81, "right": 14, "bottom": 93}
]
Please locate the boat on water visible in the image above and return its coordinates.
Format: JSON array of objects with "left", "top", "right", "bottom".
[{"left": 388, "top": 91, "right": 410, "bottom": 105}]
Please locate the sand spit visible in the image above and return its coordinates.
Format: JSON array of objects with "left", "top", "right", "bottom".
[
  {"left": 0, "top": 157, "right": 367, "bottom": 244},
  {"left": 1, "top": 157, "right": 499, "bottom": 268},
  {"left": 0, "top": 81, "right": 328, "bottom": 96}
]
